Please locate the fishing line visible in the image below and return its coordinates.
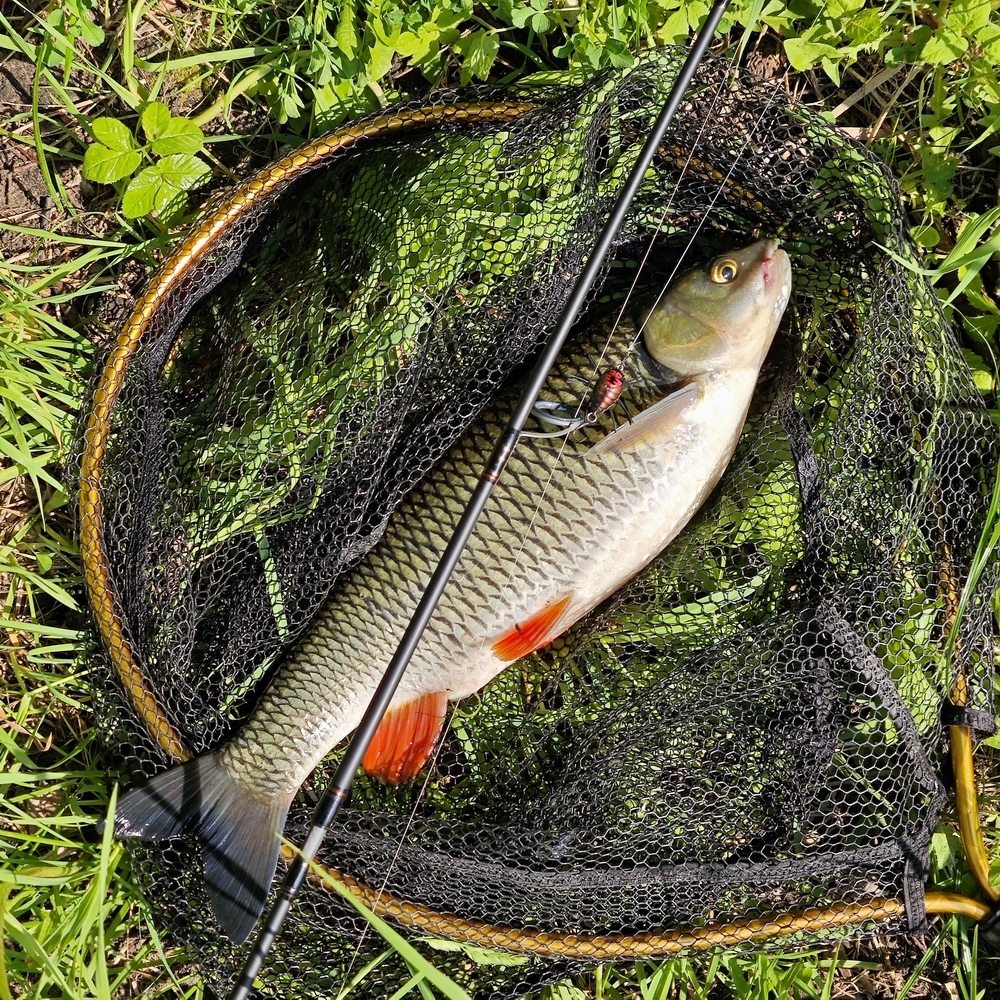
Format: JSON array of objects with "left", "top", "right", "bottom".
[
  {"left": 462, "top": 82, "right": 792, "bottom": 808},
  {"left": 228, "top": 5, "right": 734, "bottom": 994},
  {"left": 628, "top": 73, "right": 791, "bottom": 361},
  {"left": 544, "top": 38, "right": 751, "bottom": 418},
  {"left": 618, "top": 67, "right": 792, "bottom": 367},
  {"left": 338, "top": 703, "right": 461, "bottom": 979},
  {"left": 580, "top": 29, "right": 799, "bottom": 381}
]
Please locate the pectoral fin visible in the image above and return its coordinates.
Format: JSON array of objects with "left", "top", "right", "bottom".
[
  {"left": 362, "top": 691, "right": 449, "bottom": 785},
  {"left": 588, "top": 381, "right": 701, "bottom": 456}
]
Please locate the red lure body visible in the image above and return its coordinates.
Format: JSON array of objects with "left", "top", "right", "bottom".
[{"left": 586, "top": 368, "right": 626, "bottom": 421}]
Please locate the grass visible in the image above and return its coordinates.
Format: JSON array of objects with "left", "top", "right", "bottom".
[{"left": 3, "top": 0, "right": 1000, "bottom": 997}]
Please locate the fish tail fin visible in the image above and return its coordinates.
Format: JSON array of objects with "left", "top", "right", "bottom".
[{"left": 113, "top": 753, "right": 291, "bottom": 944}]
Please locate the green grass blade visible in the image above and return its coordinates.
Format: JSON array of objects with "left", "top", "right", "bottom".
[{"left": 302, "top": 848, "right": 473, "bottom": 1000}]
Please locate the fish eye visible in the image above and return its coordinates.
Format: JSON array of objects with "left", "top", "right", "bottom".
[{"left": 709, "top": 258, "right": 739, "bottom": 284}]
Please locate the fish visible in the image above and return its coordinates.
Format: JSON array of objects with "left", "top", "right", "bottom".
[{"left": 111, "top": 238, "right": 792, "bottom": 944}]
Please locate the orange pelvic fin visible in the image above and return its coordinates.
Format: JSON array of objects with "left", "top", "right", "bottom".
[
  {"left": 362, "top": 690, "right": 449, "bottom": 785},
  {"left": 492, "top": 595, "right": 573, "bottom": 662}
]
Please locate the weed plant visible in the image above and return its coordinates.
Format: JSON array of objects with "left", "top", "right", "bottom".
[{"left": 2, "top": 0, "right": 1000, "bottom": 997}]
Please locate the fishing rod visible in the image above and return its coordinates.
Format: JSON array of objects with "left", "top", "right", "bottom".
[{"left": 227, "top": 1, "right": 733, "bottom": 994}]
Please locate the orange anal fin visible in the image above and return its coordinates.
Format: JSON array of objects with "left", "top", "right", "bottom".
[
  {"left": 491, "top": 595, "right": 573, "bottom": 663},
  {"left": 362, "top": 691, "right": 449, "bottom": 785}
]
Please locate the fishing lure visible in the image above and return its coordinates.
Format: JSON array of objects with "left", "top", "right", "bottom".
[
  {"left": 526, "top": 366, "right": 628, "bottom": 438},
  {"left": 586, "top": 366, "right": 626, "bottom": 420}
]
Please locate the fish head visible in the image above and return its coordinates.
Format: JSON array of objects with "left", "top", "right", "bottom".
[{"left": 642, "top": 239, "right": 792, "bottom": 377}]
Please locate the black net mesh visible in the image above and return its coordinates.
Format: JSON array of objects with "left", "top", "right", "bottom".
[{"left": 86, "top": 49, "right": 997, "bottom": 997}]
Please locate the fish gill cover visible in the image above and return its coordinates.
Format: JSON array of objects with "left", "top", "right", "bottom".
[{"left": 84, "top": 49, "right": 997, "bottom": 997}]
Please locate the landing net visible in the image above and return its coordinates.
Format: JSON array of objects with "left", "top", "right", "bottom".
[{"left": 84, "top": 49, "right": 997, "bottom": 997}]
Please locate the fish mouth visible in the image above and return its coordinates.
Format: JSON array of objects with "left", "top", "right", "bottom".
[{"left": 759, "top": 239, "right": 783, "bottom": 290}]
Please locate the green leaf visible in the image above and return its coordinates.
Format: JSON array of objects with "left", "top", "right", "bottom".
[
  {"left": 963, "top": 312, "right": 1000, "bottom": 343},
  {"left": 912, "top": 224, "right": 941, "bottom": 248},
  {"left": 949, "top": 0, "right": 993, "bottom": 33},
  {"left": 82, "top": 142, "right": 141, "bottom": 184},
  {"left": 783, "top": 37, "right": 840, "bottom": 71},
  {"left": 149, "top": 116, "right": 205, "bottom": 156},
  {"left": 980, "top": 24, "right": 1000, "bottom": 61},
  {"left": 844, "top": 9, "right": 886, "bottom": 46},
  {"left": 365, "top": 36, "right": 396, "bottom": 82},
  {"left": 423, "top": 938, "right": 528, "bottom": 967},
  {"left": 140, "top": 101, "right": 171, "bottom": 142},
  {"left": 90, "top": 117, "right": 137, "bottom": 152},
  {"left": 396, "top": 5, "right": 467, "bottom": 79},
  {"left": 529, "top": 10, "right": 551, "bottom": 32},
  {"left": 122, "top": 165, "right": 169, "bottom": 217},
  {"left": 45, "top": 6, "right": 68, "bottom": 33},
  {"left": 920, "top": 28, "right": 968, "bottom": 64},
  {"left": 454, "top": 30, "right": 498, "bottom": 85},
  {"left": 336, "top": 0, "right": 358, "bottom": 58},
  {"left": 821, "top": 56, "right": 842, "bottom": 86},
  {"left": 121, "top": 154, "right": 208, "bottom": 219},
  {"left": 286, "top": 13, "right": 311, "bottom": 47},
  {"left": 397, "top": 6, "right": 466, "bottom": 62},
  {"left": 510, "top": 4, "right": 534, "bottom": 28},
  {"left": 604, "top": 38, "right": 635, "bottom": 69},
  {"left": 886, "top": 23, "right": 932, "bottom": 64},
  {"left": 308, "top": 40, "right": 335, "bottom": 87},
  {"left": 826, "top": 0, "right": 866, "bottom": 15},
  {"left": 656, "top": 8, "right": 689, "bottom": 45},
  {"left": 155, "top": 152, "right": 212, "bottom": 190},
  {"left": 78, "top": 14, "right": 105, "bottom": 46},
  {"left": 367, "top": 14, "right": 402, "bottom": 80},
  {"left": 962, "top": 348, "right": 996, "bottom": 392},
  {"left": 47, "top": 0, "right": 105, "bottom": 45}
]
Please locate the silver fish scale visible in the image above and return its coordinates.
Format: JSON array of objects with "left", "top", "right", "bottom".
[{"left": 221, "top": 324, "right": 665, "bottom": 798}]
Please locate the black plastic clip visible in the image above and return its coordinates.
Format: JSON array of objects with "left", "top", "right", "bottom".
[
  {"left": 940, "top": 702, "right": 998, "bottom": 740},
  {"left": 977, "top": 905, "right": 1000, "bottom": 951}
]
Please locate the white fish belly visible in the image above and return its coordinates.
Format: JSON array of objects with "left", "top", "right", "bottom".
[{"left": 437, "top": 365, "right": 758, "bottom": 701}]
